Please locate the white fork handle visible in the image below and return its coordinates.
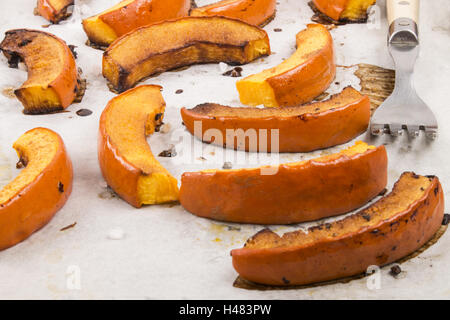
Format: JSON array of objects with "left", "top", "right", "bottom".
[{"left": 387, "top": 0, "right": 419, "bottom": 26}]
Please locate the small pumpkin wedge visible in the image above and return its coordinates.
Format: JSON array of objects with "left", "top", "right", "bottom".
[
  {"left": 311, "top": 0, "right": 376, "bottom": 22},
  {"left": 102, "top": 16, "right": 271, "bottom": 92},
  {"left": 82, "top": 0, "right": 191, "bottom": 47},
  {"left": 190, "top": 0, "right": 277, "bottom": 27},
  {"left": 98, "top": 85, "right": 179, "bottom": 208},
  {"left": 236, "top": 23, "right": 335, "bottom": 107},
  {"left": 0, "top": 128, "right": 73, "bottom": 251},
  {"left": 180, "top": 141, "right": 387, "bottom": 224},
  {"left": 0, "top": 29, "right": 81, "bottom": 114},
  {"left": 36, "top": 0, "right": 74, "bottom": 24},
  {"left": 181, "top": 86, "right": 370, "bottom": 152},
  {"left": 231, "top": 172, "right": 444, "bottom": 286}
]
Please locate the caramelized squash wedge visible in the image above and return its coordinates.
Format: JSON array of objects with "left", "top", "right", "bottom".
[
  {"left": 311, "top": 0, "right": 376, "bottom": 22},
  {"left": 0, "top": 128, "right": 73, "bottom": 251},
  {"left": 103, "top": 16, "right": 271, "bottom": 92},
  {"left": 190, "top": 0, "right": 277, "bottom": 27},
  {"left": 181, "top": 87, "right": 370, "bottom": 152},
  {"left": 0, "top": 29, "right": 81, "bottom": 114},
  {"left": 180, "top": 142, "right": 387, "bottom": 224},
  {"left": 82, "top": 0, "right": 191, "bottom": 47},
  {"left": 236, "top": 23, "right": 335, "bottom": 107},
  {"left": 231, "top": 172, "right": 445, "bottom": 286},
  {"left": 36, "top": 0, "right": 74, "bottom": 24},
  {"left": 98, "top": 85, "right": 179, "bottom": 208}
]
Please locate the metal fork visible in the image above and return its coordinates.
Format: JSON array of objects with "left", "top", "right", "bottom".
[{"left": 370, "top": 0, "right": 437, "bottom": 139}]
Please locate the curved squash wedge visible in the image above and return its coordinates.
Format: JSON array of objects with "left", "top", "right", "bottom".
[
  {"left": 98, "top": 85, "right": 179, "bottom": 208},
  {"left": 82, "top": 0, "right": 191, "bottom": 47},
  {"left": 231, "top": 172, "right": 444, "bottom": 286},
  {"left": 181, "top": 86, "right": 370, "bottom": 152},
  {"left": 0, "top": 128, "right": 73, "bottom": 251},
  {"left": 190, "top": 0, "right": 277, "bottom": 27},
  {"left": 312, "top": 0, "right": 376, "bottom": 22},
  {"left": 0, "top": 29, "right": 81, "bottom": 114},
  {"left": 36, "top": 0, "right": 74, "bottom": 24},
  {"left": 236, "top": 23, "right": 335, "bottom": 107},
  {"left": 180, "top": 141, "right": 387, "bottom": 224},
  {"left": 102, "top": 16, "right": 271, "bottom": 92}
]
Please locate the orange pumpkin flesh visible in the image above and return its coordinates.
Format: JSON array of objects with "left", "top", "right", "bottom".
[
  {"left": 232, "top": 172, "right": 444, "bottom": 286},
  {"left": 312, "top": 0, "right": 377, "bottom": 22},
  {"left": 181, "top": 86, "right": 370, "bottom": 152},
  {"left": 36, "top": 0, "right": 74, "bottom": 23},
  {"left": 98, "top": 85, "right": 179, "bottom": 208},
  {"left": 0, "top": 128, "right": 73, "bottom": 251},
  {"left": 82, "top": 0, "right": 191, "bottom": 47},
  {"left": 102, "top": 16, "right": 271, "bottom": 92},
  {"left": 180, "top": 141, "right": 387, "bottom": 224},
  {"left": 0, "top": 29, "right": 80, "bottom": 114},
  {"left": 236, "top": 24, "right": 335, "bottom": 107},
  {"left": 190, "top": 0, "right": 277, "bottom": 27}
]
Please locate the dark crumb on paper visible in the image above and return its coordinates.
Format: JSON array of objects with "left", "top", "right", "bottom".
[
  {"left": 223, "top": 67, "right": 243, "bottom": 77},
  {"left": 222, "top": 162, "right": 232, "bottom": 169},
  {"left": 442, "top": 214, "right": 450, "bottom": 226},
  {"left": 60, "top": 222, "right": 77, "bottom": 232},
  {"left": 175, "top": 89, "right": 183, "bottom": 94},
  {"left": 335, "top": 81, "right": 340, "bottom": 85},
  {"left": 159, "top": 145, "right": 177, "bottom": 157},
  {"left": 68, "top": 45, "right": 78, "bottom": 59},
  {"left": 16, "top": 158, "right": 27, "bottom": 169},
  {"left": 227, "top": 225, "right": 241, "bottom": 231},
  {"left": 58, "top": 182, "right": 64, "bottom": 193},
  {"left": 389, "top": 265, "right": 402, "bottom": 277},
  {"left": 197, "top": 156, "right": 207, "bottom": 161},
  {"left": 273, "top": 28, "right": 282, "bottom": 32},
  {"left": 98, "top": 187, "right": 117, "bottom": 199},
  {"left": 76, "top": 108, "right": 92, "bottom": 117}
]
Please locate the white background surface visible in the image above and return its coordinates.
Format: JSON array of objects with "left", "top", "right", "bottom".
[{"left": 0, "top": 0, "right": 449, "bottom": 299}]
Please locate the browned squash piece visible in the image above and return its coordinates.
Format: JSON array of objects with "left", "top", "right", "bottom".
[
  {"left": 102, "top": 16, "right": 271, "bottom": 92},
  {"left": 232, "top": 172, "right": 445, "bottom": 286},
  {"left": 180, "top": 142, "right": 387, "bottom": 224},
  {"left": 312, "top": 0, "right": 377, "bottom": 22},
  {"left": 181, "top": 87, "right": 370, "bottom": 152},
  {"left": 82, "top": 0, "right": 191, "bottom": 47},
  {"left": 98, "top": 85, "right": 179, "bottom": 208},
  {"left": 0, "top": 128, "right": 73, "bottom": 250},
  {"left": 236, "top": 24, "right": 335, "bottom": 107},
  {"left": 0, "top": 29, "right": 80, "bottom": 114},
  {"left": 36, "top": 0, "right": 74, "bottom": 24}
]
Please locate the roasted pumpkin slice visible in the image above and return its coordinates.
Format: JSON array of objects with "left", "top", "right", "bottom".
[
  {"left": 190, "top": 0, "right": 277, "bottom": 27},
  {"left": 181, "top": 87, "right": 370, "bottom": 152},
  {"left": 98, "top": 85, "right": 179, "bottom": 208},
  {"left": 232, "top": 172, "right": 445, "bottom": 286},
  {"left": 82, "top": 0, "right": 191, "bottom": 47},
  {"left": 103, "top": 16, "right": 271, "bottom": 92},
  {"left": 236, "top": 23, "right": 335, "bottom": 107},
  {"left": 311, "top": 0, "right": 376, "bottom": 22},
  {"left": 36, "top": 0, "right": 74, "bottom": 23},
  {"left": 0, "top": 128, "right": 73, "bottom": 251},
  {"left": 180, "top": 141, "right": 387, "bottom": 224},
  {"left": 0, "top": 29, "right": 80, "bottom": 114}
]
